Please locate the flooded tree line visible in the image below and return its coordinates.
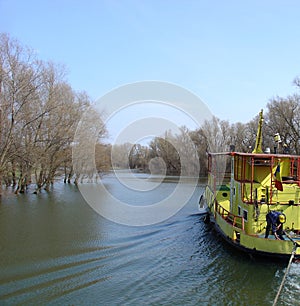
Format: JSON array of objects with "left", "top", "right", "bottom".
[
  {"left": 1, "top": 33, "right": 300, "bottom": 194},
  {"left": 0, "top": 33, "right": 108, "bottom": 194}
]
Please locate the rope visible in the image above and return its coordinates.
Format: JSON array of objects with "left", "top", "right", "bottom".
[{"left": 272, "top": 243, "right": 298, "bottom": 306}]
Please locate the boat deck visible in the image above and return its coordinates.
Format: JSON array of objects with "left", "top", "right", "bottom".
[{"left": 258, "top": 234, "right": 300, "bottom": 241}]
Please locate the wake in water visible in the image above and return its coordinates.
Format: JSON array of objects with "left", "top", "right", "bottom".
[{"left": 0, "top": 182, "right": 299, "bottom": 305}]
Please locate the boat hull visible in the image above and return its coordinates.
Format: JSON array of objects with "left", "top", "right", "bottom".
[
  {"left": 206, "top": 211, "right": 300, "bottom": 261},
  {"left": 203, "top": 148, "right": 300, "bottom": 261}
]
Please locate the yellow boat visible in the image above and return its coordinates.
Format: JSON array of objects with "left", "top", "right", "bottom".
[{"left": 200, "top": 110, "right": 300, "bottom": 260}]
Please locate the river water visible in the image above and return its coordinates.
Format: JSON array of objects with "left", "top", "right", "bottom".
[{"left": 0, "top": 172, "right": 299, "bottom": 305}]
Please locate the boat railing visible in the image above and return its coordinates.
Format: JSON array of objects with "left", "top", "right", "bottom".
[
  {"left": 215, "top": 201, "right": 245, "bottom": 230},
  {"left": 261, "top": 186, "right": 300, "bottom": 206}
]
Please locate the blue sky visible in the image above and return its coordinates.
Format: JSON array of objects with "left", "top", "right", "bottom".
[{"left": 1, "top": 0, "right": 300, "bottom": 125}]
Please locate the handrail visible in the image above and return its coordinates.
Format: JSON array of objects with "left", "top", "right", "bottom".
[{"left": 215, "top": 201, "right": 244, "bottom": 230}]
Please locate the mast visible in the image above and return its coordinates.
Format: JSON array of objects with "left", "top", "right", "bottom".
[{"left": 252, "top": 109, "right": 264, "bottom": 154}]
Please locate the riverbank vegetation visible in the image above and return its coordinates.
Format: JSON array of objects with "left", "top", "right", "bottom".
[
  {"left": 0, "top": 33, "right": 108, "bottom": 194},
  {"left": 115, "top": 88, "right": 300, "bottom": 176},
  {"left": 1, "top": 33, "right": 300, "bottom": 194}
]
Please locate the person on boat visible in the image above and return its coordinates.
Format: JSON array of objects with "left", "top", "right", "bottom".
[{"left": 265, "top": 211, "right": 286, "bottom": 240}]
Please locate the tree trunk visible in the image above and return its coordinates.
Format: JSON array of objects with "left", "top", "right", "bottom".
[{"left": 0, "top": 171, "right": 2, "bottom": 196}]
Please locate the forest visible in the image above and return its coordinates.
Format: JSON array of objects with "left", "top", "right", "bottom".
[
  {"left": 110, "top": 80, "right": 300, "bottom": 178},
  {"left": 0, "top": 33, "right": 108, "bottom": 194},
  {"left": 1, "top": 33, "right": 300, "bottom": 194}
]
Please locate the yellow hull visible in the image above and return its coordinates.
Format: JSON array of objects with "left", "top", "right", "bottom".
[
  {"left": 202, "top": 111, "right": 300, "bottom": 260},
  {"left": 202, "top": 150, "right": 300, "bottom": 260},
  {"left": 214, "top": 212, "right": 300, "bottom": 258}
]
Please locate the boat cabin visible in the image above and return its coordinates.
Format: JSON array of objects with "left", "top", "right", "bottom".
[{"left": 206, "top": 152, "right": 300, "bottom": 237}]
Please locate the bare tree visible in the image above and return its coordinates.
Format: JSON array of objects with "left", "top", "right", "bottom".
[
  {"left": 72, "top": 106, "right": 107, "bottom": 185},
  {"left": 201, "top": 116, "right": 231, "bottom": 153},
  {"left": 0, "top": 33, "right": 108, "bottom": 194},
  {"left": 265, "top": 95, "right": 300, "bottom": 154},
  {"left": 148, "top": 132, "right": 180, "bottom": 175},
  {"left": 0, "top": 33, "right": 43, "bottom": 193},
  {"left": 111, "top": 142, "right": 134, "bottom": 169}
]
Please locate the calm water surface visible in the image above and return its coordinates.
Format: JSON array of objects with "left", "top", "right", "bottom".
[{"left": 0, "top": 173, "right": 299, "bottom": 305}]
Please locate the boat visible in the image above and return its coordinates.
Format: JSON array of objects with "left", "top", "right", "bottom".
[{"left": 200, "top": 110, "right": 300, "bottom": 260}]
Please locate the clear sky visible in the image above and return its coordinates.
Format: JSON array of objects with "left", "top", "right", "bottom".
[{"left": 1, "top": 0, "right": 300, "bottom": 125}]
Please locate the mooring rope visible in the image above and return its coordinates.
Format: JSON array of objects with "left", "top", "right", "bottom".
[{"left": 272, "top": 243, "right": 298, "bottom": 306}]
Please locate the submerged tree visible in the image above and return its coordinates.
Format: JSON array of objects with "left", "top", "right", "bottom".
[
  {"left": 0, "top": 33, "right": 44, "bottom": 193},
  {"left": 0, "top": 33, "right": 108, "bottom": 194}
]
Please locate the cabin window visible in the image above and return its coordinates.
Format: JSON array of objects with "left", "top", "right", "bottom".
[
  {"left": 243, "top": 209, "right": 248, "bottom": 222},
  {"left": 238, "top": 206, "right": 241, "bottom": 216},
  {"left": 253, "top": 158, "right": 271, "bottom": 166}
]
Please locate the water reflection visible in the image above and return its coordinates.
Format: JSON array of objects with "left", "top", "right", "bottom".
[{"left": 0, "top": 174, "right": 299, "bottom": 305}]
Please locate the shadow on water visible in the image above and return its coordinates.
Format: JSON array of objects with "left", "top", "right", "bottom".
[{"left": 0, "top": 175, "right": 299, "bottom": 305}]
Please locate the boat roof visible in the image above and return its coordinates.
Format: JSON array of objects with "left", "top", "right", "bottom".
[{"left": 208, "top": 151, "right": 300, "bottom": 159}]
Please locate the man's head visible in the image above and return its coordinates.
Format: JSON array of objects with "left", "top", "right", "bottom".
[{"left": 278, "top": 214, "right": 286, "bottom": 223}]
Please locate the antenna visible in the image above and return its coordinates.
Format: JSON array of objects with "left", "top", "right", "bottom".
[{"left": 252, "top": 109, "right": 264, "bottom": 154}]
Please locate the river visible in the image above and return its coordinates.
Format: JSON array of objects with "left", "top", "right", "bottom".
[{"left": 0, "top": 172, "right": 299, "bottom": 305}]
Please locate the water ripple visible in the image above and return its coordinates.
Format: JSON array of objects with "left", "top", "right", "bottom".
[{"left": 0, "top": 181, "right": 299, "bottom": 305}]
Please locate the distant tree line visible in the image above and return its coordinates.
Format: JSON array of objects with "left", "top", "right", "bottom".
[
  {"left": 112, "top": 79, "right": 300, "bottom": 177},
  {"left": 0, "top": 33, "right": 108, "bottom": 194}
]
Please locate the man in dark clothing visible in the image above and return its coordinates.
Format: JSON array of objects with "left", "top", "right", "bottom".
[{"left": 265, "top": 211, "right": 285, "bottom": 240}]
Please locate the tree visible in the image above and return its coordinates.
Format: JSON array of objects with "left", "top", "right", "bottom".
[
  {"left": 172, "top": 126, "right": 199, "bottom": 177},
  {"left": 189, "top": 128, "right": 208, "bottom": 177},
  {"left": 200, "top": 116, "right": 231, "bottom": 153},
  {"left": 265, "top": 95, "right": 300, "bottom": 154},
  {"left": 0, "top": 33, "right": 44, "bottom": 193},
  {"left": 148, "top": 132, "right": 180, "bottom": 175},
  {"left": 72, "top": 106, "right": 107, "bottom": 185},
  {"left": 0, "top": 33, "right": 108, "bottom": 194},
  {"left": 111, "top": 142, "right": 132, "bottom": 169},
  {"left": 95, "top": 143, "right": 111, "bottom": 174}
]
